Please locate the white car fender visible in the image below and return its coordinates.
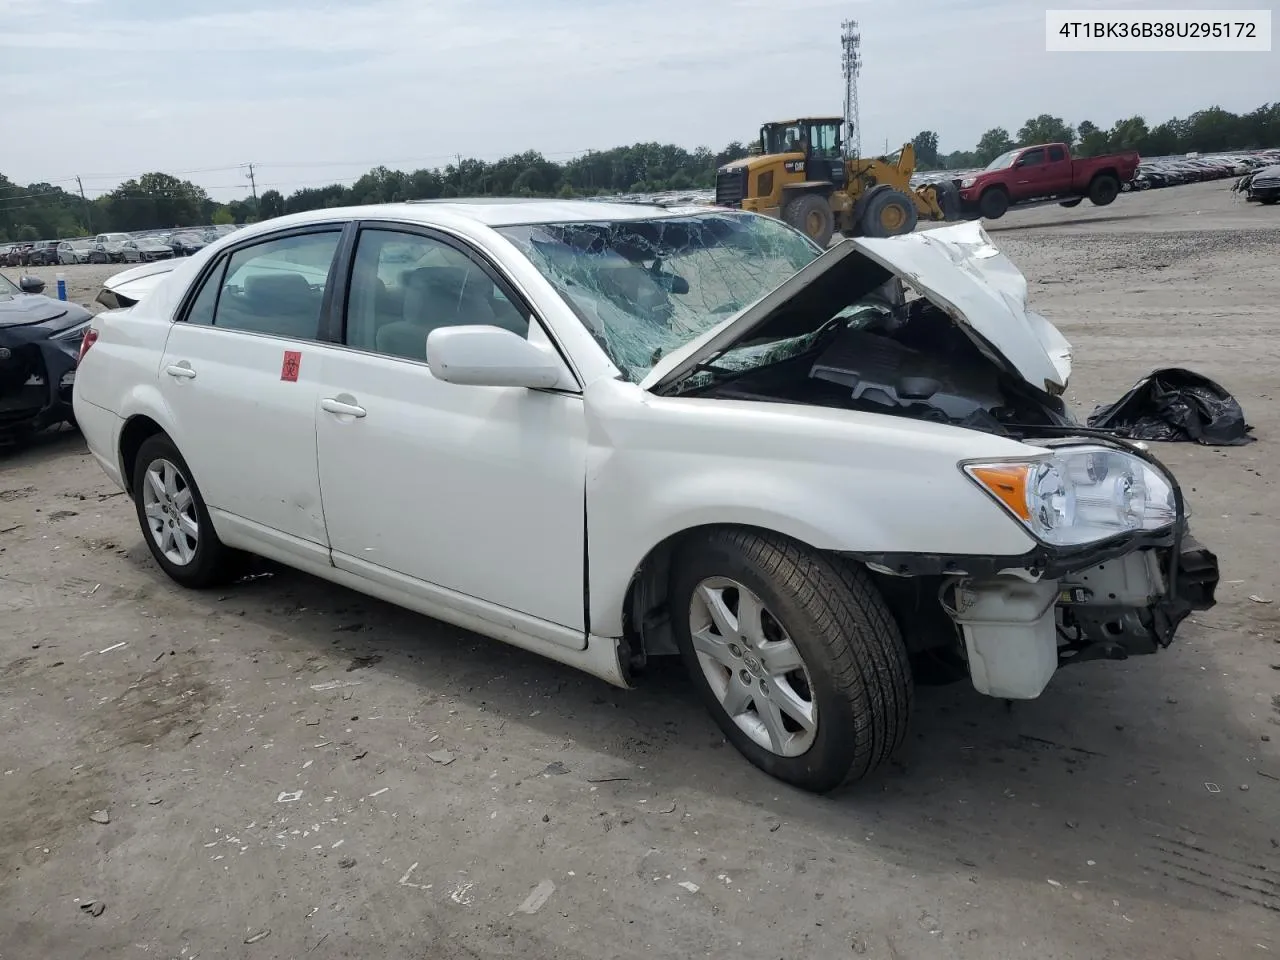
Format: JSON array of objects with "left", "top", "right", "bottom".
[{"left": 581, "top": 378, "right": 1041, "bottom": 638}]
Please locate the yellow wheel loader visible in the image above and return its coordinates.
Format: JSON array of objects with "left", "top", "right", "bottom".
[{"left": 714, "top": 118, "right": 962, "bottom": 245}]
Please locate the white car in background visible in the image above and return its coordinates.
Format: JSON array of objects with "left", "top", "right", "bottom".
[
  {"left": 71, "top": 200, "right": 1218, "bottom": 791},
  {"left": 58, "top": 238, "right": 96, "bottom": 264},
  {"left": 90, "top": 232, "right": 140, "bottom": 263}
]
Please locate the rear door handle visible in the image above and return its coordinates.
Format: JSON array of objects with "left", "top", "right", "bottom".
[
  {"left": 165, "top": 363, "right": 196, "bottom": 380},
  {"left": 321, "top": 397, "right": 367, "bottom": 419}
]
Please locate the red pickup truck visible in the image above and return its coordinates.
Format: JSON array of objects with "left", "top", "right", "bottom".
[{"left": 956, "top": 143, "right": 1141, "bottom": 220}]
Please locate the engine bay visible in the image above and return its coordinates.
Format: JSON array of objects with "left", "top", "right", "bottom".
[{"left": 700, "top": 294, "right": 1076, "bottom": 438}]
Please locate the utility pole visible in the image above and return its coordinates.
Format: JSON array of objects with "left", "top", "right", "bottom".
[
  {"left": 241, "top": 162, "right": 258, "bottom": 204},
  {"left": 75, "top": 175, "right": 92, "bottom": 232}
]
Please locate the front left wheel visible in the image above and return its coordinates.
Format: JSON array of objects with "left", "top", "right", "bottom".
[
  {"left": 132, "top": 434, "right": 240, "bottom": 588},
  {"left": 671, "top": 529, "right": 913, "bottom": 793}
]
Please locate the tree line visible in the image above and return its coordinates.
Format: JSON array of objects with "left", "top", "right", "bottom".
[{"left": 3, "top": 101, "right": 1277, "bottom": 242}]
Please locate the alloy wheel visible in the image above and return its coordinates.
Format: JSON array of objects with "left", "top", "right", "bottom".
[
  {"left": 688, "top": 576, "right": 818, "bottom": 757},
  {"left": 141, "top": 458, "right": 199, "bottom": 566}
]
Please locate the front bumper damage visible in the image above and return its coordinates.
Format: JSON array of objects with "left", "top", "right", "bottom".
[
  {"left": 0, "top": 330, "right": 81, "bottom": 437},
  {"left": 847, "top": 442, "right": 1220, "bottom": 701},
  {"left": 940, "top": 530, "right": 1218, "bottom": 699}
]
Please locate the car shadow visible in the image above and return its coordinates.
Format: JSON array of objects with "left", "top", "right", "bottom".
[{"left": 112, "top": 538, "right": 1280, "bottom": 922}]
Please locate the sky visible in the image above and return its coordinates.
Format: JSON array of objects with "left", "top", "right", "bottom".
[{"left": 1, "top": 0, "right": 1274, "bottom": 201}]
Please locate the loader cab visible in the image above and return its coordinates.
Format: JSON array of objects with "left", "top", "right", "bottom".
[{"left": 759, "top": 118, "right": 847, "bottom": 187}]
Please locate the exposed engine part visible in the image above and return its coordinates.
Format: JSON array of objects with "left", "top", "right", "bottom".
[{"left": 810, "top": 328, "right": 1005, "bottom": 425}]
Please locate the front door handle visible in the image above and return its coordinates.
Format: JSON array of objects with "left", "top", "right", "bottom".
[
  {"left": 321, "top": 397, "right": 367, "bottom": 419},
  {"left": 165, "top": 363, "right": 196, "bottom": 380}
]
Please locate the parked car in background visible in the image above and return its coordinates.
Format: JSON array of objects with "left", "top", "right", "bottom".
[
  {"left": 957, "top": 143, "right": 1141, "bottom": 219},
  {"left": 132, "top": 235, "right": 175, "bottom": 262},
  {"left": 0, "top": 245, "right": 20, "bottom": 267},
  {"left": 71, "top": 200, "right": 1217, "bottom": 791},
  {"left": 6, "top": 243, "right": 34, "bottom": 266},
  {"left": 25, "top": 240, "right": 61, "bottom": 266},
  {"left": 1240, "top": 164, "right": 1280, "bottom": 204},
  {"left": 0, "top": 270, "right": 92, "bottom": 440},
  {"left": 92, "top": 233, "right": 139, "bottom": 263},
  {"left": 168, "top": 231, "right": 210, "bottom": 257},
  {"left": 58, "top": 239, "right": 96, "bottom": 265}
]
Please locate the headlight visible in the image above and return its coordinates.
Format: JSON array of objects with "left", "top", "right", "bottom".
[
  {"left": 960, "top": 177, "right": 977, "bottom": 188},
  {"left": 964, "top": 445, "right": 1178, "bottom": 547},
  {"left": 52, "top": 319, "right": 91, "bottom": 341}
]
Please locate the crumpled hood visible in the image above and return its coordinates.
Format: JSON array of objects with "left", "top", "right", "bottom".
[
  {"left": 0, "top": 292, "right": 84, "bottom": 330},
  {"left": 96, "top": 258, "right": 180, "bottom": 310},
  {"left": 642, "top": 220, "right": 1072, "bottom": 395}
]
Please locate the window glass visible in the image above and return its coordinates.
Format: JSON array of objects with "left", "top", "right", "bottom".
[
  {"left": 496, "top": 212, "right": 821, "bottom": 382},
  {"left": 1048, "top": 145, "right": 1066, "bottom": 162},
  {"left": 207, "top": 231, "right": 340, "bottom": 339},
  {"left": 807, "top": 122, "right": 841, "bottom": 159},
  {"left": 344, "top": 229, "right": 528, "bottom": 361},
  {"left": 185, "top": 257, "right": 228, "bottom": 326},
  {"left": 1019, "top": 148, "right": 1046, "bottom": 167}
]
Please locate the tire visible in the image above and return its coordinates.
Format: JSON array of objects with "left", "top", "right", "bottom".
[
  {"left": 1059, "top": 197, "right": 1084, "bottom": 208},
  {"left": 132, "top": 434, "right": 240, "bottom": 588},
  {"left": 783, "top": 193, "right": 835, "bottom": 247},
  {"left": 1261, "top": 197, "right": 1279, "bottom": 206},
  {"left": 929, "top": 180, "right": 961, "bottom": 221},
  {"left": 1088, "top": 174, "right": 1120, "bottom": 206},
  {"left": 978, "top": 187, "right": 1009, "bottom": 220},
  {"left": 670, "top": 529, "right": 912, "bottom": 793},
  {"left": 860, "top": 188, "right": 919, "bottom": 238}
]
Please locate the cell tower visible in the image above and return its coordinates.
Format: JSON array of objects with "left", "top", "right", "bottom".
[{"left": 840, "top": 19, "right": 862, "bottom": 159}]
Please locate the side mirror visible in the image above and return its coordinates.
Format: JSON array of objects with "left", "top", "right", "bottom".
[
  {"left": 18, "top": 276, "right": 45, "bottom": 294},
  {"left": 427, "top": 325, "right": 562, "bottom": 389}
]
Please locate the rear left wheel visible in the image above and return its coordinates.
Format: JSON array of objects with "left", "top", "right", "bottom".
[
  {"left": 671, "top": 529, "right": 912, "bottom": 792},
  {"left": 132, "top": 434, "right": 241, "bottom": 588}
]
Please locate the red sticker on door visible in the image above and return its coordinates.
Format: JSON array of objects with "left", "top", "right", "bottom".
[{"left": 281, "top": 350, "right": 302, "bottom": 382}]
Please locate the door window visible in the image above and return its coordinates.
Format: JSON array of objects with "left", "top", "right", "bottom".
[
  {"left": 182, "top": 231, "right": 340, "bottom": 340},
  {"left": 1048, "top": 145, "right": 1066, "bottom": 163},
  {"left": 1018, "top": 148, "right": 1046, "bottom": 167},
  {"left": 344, "top": 228, "right": 529, "bottom": 361}
]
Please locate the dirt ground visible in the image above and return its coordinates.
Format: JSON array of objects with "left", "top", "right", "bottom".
[{"left": 2, "top": 181, "right": 1279, "bottom": 959}]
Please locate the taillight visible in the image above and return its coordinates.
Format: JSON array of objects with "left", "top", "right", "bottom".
[{"left": 77, "top": 328, "right": 99, "bottom": 365}]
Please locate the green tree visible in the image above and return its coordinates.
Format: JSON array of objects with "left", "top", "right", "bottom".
[
  {"left": 258, "top": 189, "right": 285, "bottom": 220},
  {"left": 974, "top": 128, "right": 1015, "bottom": 165},
  {"left": 1108, "top": 115, "right": 1149, "bottom": 151},
  {"left": 211, "top": 207, "right": 234, "bottom": 225},
  {"left": 911, "top": 130, "right": 940, "bottom": 168},
  {"left": 1017, "top": 114, "right": 1075, "bottom": 147},
  {"left": 1075, "top": 120, "right": 1111, "bottom": 157}
]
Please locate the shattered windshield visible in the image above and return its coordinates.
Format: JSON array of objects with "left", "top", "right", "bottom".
[
  {"left": 496, "top": 212, "right": 822, "bottom": 381},
  {"left": 0, "top": 273, "right": 19, "bottom": 298}
]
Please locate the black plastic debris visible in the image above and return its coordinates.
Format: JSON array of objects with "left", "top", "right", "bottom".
[{"left": 1088, "top": 368, "right": 1254, "bottom": 446}]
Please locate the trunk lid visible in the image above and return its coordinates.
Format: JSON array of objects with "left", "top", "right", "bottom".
[{"left": 642, "top": 220, "right": 1072, "bottom": 396}]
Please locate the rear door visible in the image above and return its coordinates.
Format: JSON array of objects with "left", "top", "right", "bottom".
[
  {"left": 156, "top": 224, "right": 346, "bottom": 563},
  {"left": 1042, "top": 144, "right": 1074, "bottom": 194}
]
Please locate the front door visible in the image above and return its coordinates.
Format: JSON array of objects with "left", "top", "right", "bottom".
[
  {"left": 1011, "top": 146, "right": 1048, "bottom": 199},
  {"left": 157, "top": 227, "right": 344, "bottom": 558},
  {"left": 314, "top": 223, "right": 588, "bottom": 642}
]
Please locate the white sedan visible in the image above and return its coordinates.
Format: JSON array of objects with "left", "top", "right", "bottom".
[{"left": 72, "top": 200, "right": 1218, "bottom": 791}]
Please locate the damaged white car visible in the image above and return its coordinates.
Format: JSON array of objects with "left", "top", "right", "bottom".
[{"left": 72, "top": 201, "right": 1218, "bottom": 792}]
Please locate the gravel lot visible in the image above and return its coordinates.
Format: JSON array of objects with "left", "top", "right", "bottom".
[{"left": 3, "top": 181, "right": 1279, "bottom": 959}]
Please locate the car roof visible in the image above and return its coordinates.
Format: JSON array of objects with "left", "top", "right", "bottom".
[{"left": 217, "top": 198, "right": 717, "bottom": 245}]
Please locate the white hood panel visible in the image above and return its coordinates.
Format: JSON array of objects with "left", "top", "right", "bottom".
[{"left": 852, "top": 222, "right": 1071, "bottom": 393}]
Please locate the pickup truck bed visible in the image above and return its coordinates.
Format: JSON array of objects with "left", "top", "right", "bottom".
[{"left": 956, "top": 143, "right": 1141, "bottom": 220}]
